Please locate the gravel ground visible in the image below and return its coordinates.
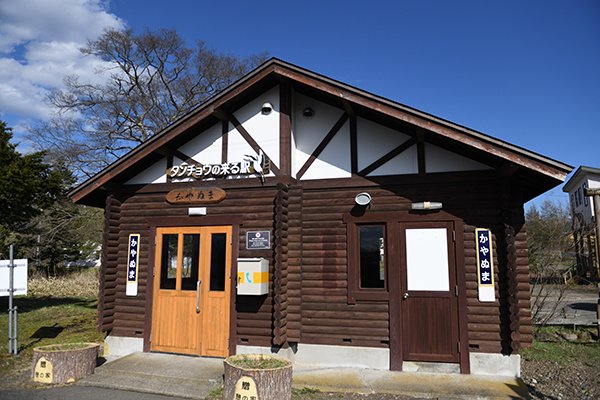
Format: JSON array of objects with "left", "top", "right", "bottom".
[{"left": 521, "top": 358, "right": 600, "bottom": 400}]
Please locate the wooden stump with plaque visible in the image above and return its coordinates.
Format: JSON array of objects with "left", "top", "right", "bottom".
[
  {"left": 32, "top": 343, "right": 99, "bottom": 384},
  {"left": 223, "top": 354, "right": 292, "bottom": 400}
]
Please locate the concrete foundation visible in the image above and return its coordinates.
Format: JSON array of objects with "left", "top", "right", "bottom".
[
  {"left": 104, "top": 336, "right": 144, "bottom": 358},
  {"left": 402, "top": 361, "right": 460, "bottom": 374},
  {"left": 236, "top": 343, "right": 389, "bottom": 370},
  {"left": 103, "top": 338, "right": 519, "bottom": 378},
  {"left": 235, "top": 345, "right": 296, "bottom": 360},
  {"left": 469, "top": 353, "right": 521, "bottom": 377}
]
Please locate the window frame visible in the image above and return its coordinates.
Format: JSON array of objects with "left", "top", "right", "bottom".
[{"left": 345, "top": 216, "right": 391, "bottom": 304}]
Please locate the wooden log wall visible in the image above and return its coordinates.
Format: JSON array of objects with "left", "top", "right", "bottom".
[
  {"left": 98, "top": 195, "right": 121, "bottom": 332},
  {"left": 296, "top": 173, "right": 532, "bottom": 354},
  {"left": 286, "top": 184, "right": 303, "bottom": 343},
  {"left": 105, "top": 186, "right": 282, "bottom": 344},
  {"left": 98, "top": 170, "right": 532, "bottom": 356},
  {"left": 272, "top": 183, "right": 289, "bottom": 345},
  {"left": 228, "top": 187, "right": 279, "bottom": 348},
  {"left": 300, "top": 186, "right": 390, "bottom": 348},
  {"left": 112, "top": 193, "right": 167, "bottom": 338},
  {"left": 460, "top": 191, "right": 531, "bottom": 353}
]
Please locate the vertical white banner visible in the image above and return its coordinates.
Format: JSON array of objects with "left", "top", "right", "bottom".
[
  {"left": 475, "top": 228, "right": 495, "bottom": 302},
  {"left": 126, "top": 234, "right": 140, "bottom": 296}
]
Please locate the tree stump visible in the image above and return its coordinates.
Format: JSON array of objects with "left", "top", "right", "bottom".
[
  {"left": 224, "top": 354, "right": 292, "bottom": 400},
  {"left": 32, "top": 343, "right": 99, "bottom": 384}
]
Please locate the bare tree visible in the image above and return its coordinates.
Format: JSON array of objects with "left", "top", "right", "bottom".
[
  {"left": 29, "top": 29, "right": 267, "bottom": 178},
  {"left": 526, "top": 200, "right": 576, "bottom": 327}
]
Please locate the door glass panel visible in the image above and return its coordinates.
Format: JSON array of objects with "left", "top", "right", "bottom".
[
  {"left": 181, "top": 234, "right": 200, "bottom": 290},
  {"left": 359, "top": 225, "right": 385, "bottom": 288},
  {"left": 209, "top": 233, "right": 226, "bottom": 291},
  {"left": 405, "top": 228, "right": 449, "bottom": 291},
  {"left": 160, "top": 234, "right": 178, "bottom": 290}
]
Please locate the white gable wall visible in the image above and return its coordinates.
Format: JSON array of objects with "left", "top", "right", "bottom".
[
  {"left": 425, "top": 143, "right": 491, "bottom": 173},
  {"left": 302, "top": 121, "right": 351, "bottom": 180},
  {"left": 370, "top": 145, "right": 419, "bottom": 176},
  {"left": 357, "top": 117, "right": 412, "bottom": 171},
  {"left": 125, "top": 157, "right": 167, "bottom": 184},
  {"left": 178, "top": 123, "right": 222, "bottom": 164},
  {"left": 357, "top": 117, "right": 418, "bottom": 176},
  {"left": 292, "top": 92, "right": 348, "bottom": 179},
  {"left": 125, "top": 88, "right": 493, "bottom": 185},
  {"left": 230, "top": 86, "right": 280, "bottom": 169}
]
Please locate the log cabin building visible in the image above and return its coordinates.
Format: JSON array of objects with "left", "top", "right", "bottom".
[{"left": 71, "top": 59, "right": 571, "bottom": 376}]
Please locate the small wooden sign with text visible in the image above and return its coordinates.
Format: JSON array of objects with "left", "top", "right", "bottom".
[{"left": 166, "top": 188, "right": 226, "bottom": 205}]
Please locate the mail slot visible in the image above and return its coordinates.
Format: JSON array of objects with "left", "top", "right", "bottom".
[{"left": 237, "top": 258, "right": 269, "bottom": 295}]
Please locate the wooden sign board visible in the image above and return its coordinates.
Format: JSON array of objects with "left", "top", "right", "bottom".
[{"left": 166, "top": 188, "right": 226, "bottom": 205}]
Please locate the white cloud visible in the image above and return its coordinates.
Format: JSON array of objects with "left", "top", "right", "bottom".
[
  {"left": 0, "top": 0, "right": 123, "bottom": 53},
  {"left": 0, "top": 0, "right": 124, "bottom": 124}
]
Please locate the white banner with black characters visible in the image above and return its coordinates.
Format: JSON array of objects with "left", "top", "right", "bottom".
[
  {"left": 126, "top": 234, "right": 141, "bottom": 296},
  {"left": 475, "top": 228, "right": 495, "bottom": 302}
]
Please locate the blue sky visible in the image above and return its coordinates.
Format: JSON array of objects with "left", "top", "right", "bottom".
[{"left": 1, "top": 0, "right": 598, "bottom": 205}]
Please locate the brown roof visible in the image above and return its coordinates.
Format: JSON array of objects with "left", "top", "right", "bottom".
[{"left": 70, "top": 58, "right": 572, "bottom": 206}]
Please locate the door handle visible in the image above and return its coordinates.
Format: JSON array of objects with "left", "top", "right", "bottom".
[
  {"left": 402, "top": 293, "right": 409, "bottom": 300},
  {"left": 196, "top": 280, "right": 201, "bottom": 313}
]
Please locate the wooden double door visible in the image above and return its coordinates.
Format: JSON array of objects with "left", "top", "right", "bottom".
[{"left": 151, "top": 226, "right": 232, "bottom": 357}]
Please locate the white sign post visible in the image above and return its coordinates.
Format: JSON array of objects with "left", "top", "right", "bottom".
[
  {"left": 0, "top": 258, "right": 28, "bottom": 296},
  {"left": 0, "top": 245, "right": 26, "bottom": 355}
]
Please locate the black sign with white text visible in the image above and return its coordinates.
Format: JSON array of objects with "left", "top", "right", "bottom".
[{"left": 246, "top": 231, "right": 271, "bottom": 250}]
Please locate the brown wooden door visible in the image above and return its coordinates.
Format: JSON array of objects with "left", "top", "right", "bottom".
[
  {"left": 151, "top": 226, "right": 232, "bottom": 357},
  {"left": 400, "top": 221, "right": 459, "bottom": 363}
]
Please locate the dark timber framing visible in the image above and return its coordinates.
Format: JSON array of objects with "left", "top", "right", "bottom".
[
  {"left": 279, "top": 83, "right": 292, "bottom": 177},
  {"left": 72, "top": 58, "right": 572, "bottom": 375}
]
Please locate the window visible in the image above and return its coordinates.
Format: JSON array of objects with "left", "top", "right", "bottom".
[
  {"left": 209, "top": 233, "right": 227, "bottom": 291},
  {"left": 160, "top": 234, "right": 178, "bottom": 290},
  {"left": 359, "top": 225, "right": 385, "bottom": 288},
  {"left": 181, "top": 234, "right": 200, "bottom": 290},
  {"left": 346, "top": 218, "right": 389, "bottom": 303}
]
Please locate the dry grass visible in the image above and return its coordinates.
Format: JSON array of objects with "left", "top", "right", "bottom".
[{"left": 28, "top": 268, "right": 99, "bottom": 298}]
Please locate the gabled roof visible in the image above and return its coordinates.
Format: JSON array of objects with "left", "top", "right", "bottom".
[
  {"left": 563, "top": 165, "right": 600, "bottom": 192},
  {"left": 70, "top": 58, "right": 572, "bottom": 206}
]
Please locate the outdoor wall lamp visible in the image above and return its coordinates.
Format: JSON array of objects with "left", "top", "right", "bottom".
[
  {"left": 355, "top": 192, "right": 372, "bottom": 206},
  {"left": 303, "top": 107, "right": 314, "bottom": 117},
  {"left": 411, "top": 201, "right": 443, "bottom": 210},
  {"left": 261, "top": 102, "right": 273, "bottom": 115}
]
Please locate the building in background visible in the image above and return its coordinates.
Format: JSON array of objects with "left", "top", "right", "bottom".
[{"left": 563, "top": 166, "right": 600, "bottom": 280}]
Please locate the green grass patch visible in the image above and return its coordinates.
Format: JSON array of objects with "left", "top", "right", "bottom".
[
  {"left": 205, "top": 385, "right": 224, "bottom": 399},
  {"left": 0, "top": 295, "right": 104, "bottom": 380},
  {"left": 293, "top": 386, "right": 321, "bottom": 395},
  {"left": 522, "top": 326, "right": 600, "bottom": 366}
]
